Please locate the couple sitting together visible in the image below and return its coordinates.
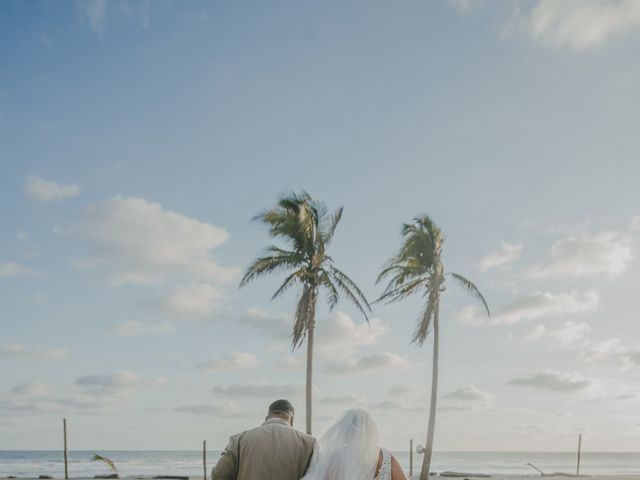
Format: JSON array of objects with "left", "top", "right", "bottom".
[{"left": 211, "top": 399, "right": 407, "bottom": 480}]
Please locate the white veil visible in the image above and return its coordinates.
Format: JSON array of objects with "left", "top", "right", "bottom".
[{"left": 303, "top": 408, "right": 380, "bottom": 480}]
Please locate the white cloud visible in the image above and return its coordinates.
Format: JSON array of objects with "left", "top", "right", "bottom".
[
  {"left": 441, "top": 386, "right": 495, "bottom": 411},
  {"left": 0, "top": 344, "right": 68, "bottom": 359},
  {"left": 316, "top": 312, "right": 388, "bottom": 358},
  {"left": 1, "top": 372, "right": 167, "bottom": 415},
  {"left": 237, "top": 308, "right": 291, "bottom": 341},
  {"left": 578, "top": 338, "right": 640, "bottom": 369},
  {"left": 369, "top": 399, "right": 406, "bottom": 410},
  {"left": 76, "top": 0, "right": 107, "bottom": 33},
  {"left": 196, "top": 352, "right": 259, "bottom": 372},
  {"left": 388, "top": 384, "right": 421, "bottom": 396},
  {"left": 480, "top": 243, "right": 523, "bottom": 271},
  {"left": 458, "top": 289, "right": 599, "bottom": 326},
  {"left": 525, "top": 321, "right": 592, "bottom": 347},
  {"left": 0, "top": 395, "right": 68, "bottom": 414},
  {"left": 163, "top": 283, "right": 226, "bottom": 318},
  {"left": 443, "top": 386, "right": 494, "bottom": 402},
  {"left": 70, "top": 196, "right": 239, "bottom": 286},
  {"left": 323, "top": 352, "right": 410, "bottom": 375},
  {"left": 368, "top": 399, "right": 425, "bottom": 412},
  {"left": 25, "top": 175, "right": 80, "bottom": 202},
  {"left": 528, "top": 232, "right": 632, "bottom": 279},
  {"left": 0, "top": 261, "right": 44, "bottom": 279},
  {"left": 524, "top": 321, "right": 640, "bottom": 370},
  {"left": 237, "top": 309, "right": 387, "bottom": 357},
  {"left": 75, "top": 371, "right": 164, "bottom": 398},
  {"left": 10, "top": 381, "right": 49, "bottom": 398},
  {"left": 630, "top": 216, "right": 640, "bottom": 232},
  {"left": 529, "top": 0, "right": 640, "bottom": 51},
  {"left": 110, "top": 321, "right": 176, "bottom": 336},
  {"left": 319, "top": 395, "right": 362, "bottom": 405},
  {"left": 277, "top": 356, "right": 305, "bottom": 370},
  {"left": 211, "top": 382, "right": 304, "bottom": 398},
  {"left": 173, "top": 402, "right": 239, "bottom": 416},
  {"left": 507, "top": 370, "right": 597, "bottom": 393}
]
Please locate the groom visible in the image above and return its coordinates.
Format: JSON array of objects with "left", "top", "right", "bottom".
[{"left": 211, "top": 399, "right": 317, "bottom": 480}]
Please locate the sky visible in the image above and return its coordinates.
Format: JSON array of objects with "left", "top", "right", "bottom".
[{"left": 1, "top": 0, "right": 640, "bottom": 452}]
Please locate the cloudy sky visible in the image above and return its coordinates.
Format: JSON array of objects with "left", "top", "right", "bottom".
[{"left": 2, "top": 0, "right": 640, "bottom": 452}]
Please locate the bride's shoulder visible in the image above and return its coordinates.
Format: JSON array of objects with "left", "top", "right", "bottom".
[
  {"left": 377, "top": 449, "right": 407, "bottom": 480},
  {"left": 387, "top": 451, "right": 408, "bottom": 480}
]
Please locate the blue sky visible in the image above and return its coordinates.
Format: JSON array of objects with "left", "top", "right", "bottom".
[{"left": 1, "top": 0, "right": 640, "bottom": 452}]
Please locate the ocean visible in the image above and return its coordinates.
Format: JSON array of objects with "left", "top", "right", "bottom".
[{"left": 1, "top": 450, "right": 639, "bottom": 477}]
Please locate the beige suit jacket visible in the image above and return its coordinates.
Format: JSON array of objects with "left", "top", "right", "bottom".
[{"left": 211, "top": 418, "right": 317, "bottom": 480}]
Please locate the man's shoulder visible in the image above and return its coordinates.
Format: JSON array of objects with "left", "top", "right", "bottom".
[
  {"left": 240, "top": 422, "right": 316, "bottom": 444},
  {"left": 292, "top": 429, "right": 316, "bottom": 443}
]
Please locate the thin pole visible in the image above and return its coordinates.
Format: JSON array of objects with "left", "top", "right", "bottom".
[
  {"left": 577, "top": 434, "right": 582, "bottom": 475},
  {"left": 63, "top": 418, "right": 68, "bottom": 480},
  {"left": 410, "top": 439, "right": 414, "bottom": 478},
  {"left": 203, "top": 440, "right": 207, "bottom": 480}
]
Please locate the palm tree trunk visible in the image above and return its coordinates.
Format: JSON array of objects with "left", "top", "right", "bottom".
[
  {"left": 305, "top": 288, "right": 317, "bottom": 435},
  {"left": 420, "top": 302, "right": 440, "bottom": 480}
]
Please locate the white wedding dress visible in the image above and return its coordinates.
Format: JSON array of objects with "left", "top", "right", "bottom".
[
  {"left": 303, "top": 409, "right": 393, "bottom": 480},
  {"left": 374, "top": 448, "right": 392, "bottom": 480}
]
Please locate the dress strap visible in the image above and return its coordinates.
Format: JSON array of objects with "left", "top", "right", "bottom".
[{"left": 376, "top": 448, "right": 392, "bottom": 480}]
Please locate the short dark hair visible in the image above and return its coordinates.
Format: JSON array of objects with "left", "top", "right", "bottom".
[{"left": 268, "top": 399, "right": 294, "bottom": 416}]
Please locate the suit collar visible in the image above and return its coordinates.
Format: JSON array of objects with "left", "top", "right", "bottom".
[{"left": 262, "top": 417, "right": 292, "bottom": 427}]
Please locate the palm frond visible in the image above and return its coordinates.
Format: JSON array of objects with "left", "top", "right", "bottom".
[
  {"left": 321, "top": 207, "right": 343, "bottom": 245},
  {"left": 376, "top": 277, "right": 429, "bottom": 304},
  {"left": 411, "top": 291, "right": 438, "bottom": 346},
  {"left": 319, "top": 273, "right": 340, "bottom": 310},
  {"left": 239, "top": 249, "right": 303, "bottom": 287},
  {"left": 291, "top": 286, "right": 315, "bottom": 349},
  {"left": 377, "top": 215, "right": 444, "bottom": 304},
  {"left": 271, "top": 270, "right": 303, "bottom": 300},
  {"left": 448, "top": 272, "right": 490, "bottom": 317},
  {"left": 91, "top": 454, "right": 118, "bottom": 476},
  {"left": 328, "top": 266, "right": 371, "bottom": 321}
]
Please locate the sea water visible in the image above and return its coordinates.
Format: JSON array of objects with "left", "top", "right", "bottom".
[{"left": 1, "top": 450, "right": 640, "bottom": 477}]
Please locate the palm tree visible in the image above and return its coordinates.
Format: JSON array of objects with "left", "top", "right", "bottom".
[
  {"left": 377, "top": 215, "right": 490, "bottom": 480},
  {"left": 240, "top": 191, "right": 371, "bottom": 434}
]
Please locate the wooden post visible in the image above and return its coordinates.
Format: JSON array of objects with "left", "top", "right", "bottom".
[
  {"left": 203, "top": 440, "right": 207, "bottom": 480},
  {"left": 409, "top": 439, "right": 413, "bottom": 478},
  {"left": 576, "top": 434, "right": 582, "bottom": 475},
  {"left": 63, "top": 418, "right": 69, "bottom": 480}
]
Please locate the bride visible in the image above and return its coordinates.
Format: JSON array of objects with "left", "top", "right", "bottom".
[{"left": 303, "top": 408, "right": 407, "bottom": 480}]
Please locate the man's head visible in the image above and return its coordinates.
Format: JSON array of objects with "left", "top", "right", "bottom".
[{"left": 266, "top": 399, "right": 295, "bottom": 425}]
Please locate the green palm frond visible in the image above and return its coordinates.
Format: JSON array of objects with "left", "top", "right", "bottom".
[
  {"left": 271, "top": 270, "right": 303, "bottom": 300},
  {"left": 328, "top": 266, "right": 371, "bottom": 317},
  {"left": 292, "top": 286, "right": 315, "bottom": 349},
  {"left": 91, "top": 454, "right": 118, "bottom": 476},
  {"left": 377, "top": 215, "right": 444, "bottom": 304},
  {"left": 448, "top": 272, "right": 491, "bottom": 317},
  {"left": 411, "top": 294, "right": 437, "bottom": 346},
  {"left": 321, "top": 207, "right": 343, "bottom": 245},
  {"left": 319, "top": 273, "right": 340, "bottom": 310},
  {"left": 378, "top": 213, "right": 489, "bottom": 345},
  {"left": 239, "top": 248, "right": 304, "bottom": 287},
  {"left": 376, "top": 277, "right": 429, "bottom": 304},
  {"left": 242, "top": 191, "right": 370, "bottom": 350}
]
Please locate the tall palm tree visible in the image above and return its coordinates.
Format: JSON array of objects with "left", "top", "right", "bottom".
[
  {"left": 240, "top": 191, "right": 371, "bottom": 434},
  {"left": 377, "top": 215, "right": 490, "bottom": 480}
]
